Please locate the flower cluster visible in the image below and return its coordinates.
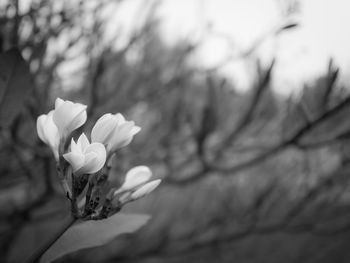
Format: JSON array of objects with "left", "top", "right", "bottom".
[{"left": 37, "top": 98, "right": 161, "bottom": 220}]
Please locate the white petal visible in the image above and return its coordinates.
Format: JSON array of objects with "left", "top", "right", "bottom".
[
  {"left": 63, "top": 152, "right": 85, "bottom": 172},
  {"left": 37, "top": 111, "right": 60, "bottom": 160},
  {"left": 131, "top": 125, "right": 141, "bottom": 135},
  {"left": 120, "top": 121, "right": 138, "bottom": 136},
  {"left": 66, "top": 107, "right": 87, "bottom": 135},
  {"left": 69, "top": 103, "right": 87, "bottom": 117},
  {"left": 44, "top": 112, "right": 60, "bottom": 156},
  {"left": 122, "top": 166, "right": 152, "bottom": 191},
  {"left": 76, "top": 152, "right": 98, "bottom": 175},
  {"left": 91, "top": 113, "right": 116, "bottom": 144},
  {"left": 114, "top": 113, "right": 126, "bottom": 125},
  {"left": 53, "top": 100, "right": 87, "bottom": 137},
  {"left": 37, "top": 114, "right": 49, "bottom": 144},
  {"left": 118, "top": 192, "right": 131, "bottom": 204},
  {"left": 131, "top": 179, "right": 161, "bottom": 200},
  {"left": 77, "top": 133, "right": 90, "bottom": 152},
  {"left": 83, "top": 142, "right": 107, "bottom": 173},
  {"left": 114, "top": 123, "right": 140, "bottom": 149},
  {"left": 53, "top": 101, "right": 75, "bottom": 136},
  {"left": 70, "top": 138, "right": 80, "bottom": 154},
  {"left": 55, "top": 98, "right": 64, "bottom": 109},
  {"left": 108, "top": 122, "right": 134, "bottom": 151}
]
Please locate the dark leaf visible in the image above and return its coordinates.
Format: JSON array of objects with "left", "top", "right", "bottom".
[{"left": 40, "top": 213, "right": 150, "bottom": 263}]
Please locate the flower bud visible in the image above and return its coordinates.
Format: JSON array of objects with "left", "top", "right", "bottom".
[
  {"left": 112, "top": 166, "right": 152, "bottom": 197},
  {"left": 118, "top": 192, "right": 132, "bottom": 204},
  {"left": 119, "top": 166, "right": 152, "bottom": 192},
  {"left": 63, "top": 133, "right": 106, "bottom": 176},
  {"left": 37, "top": 110, "right": 59, "bottom": 160},
  {"left": 53, "top": 98, "right": 87, "bottom": 139},
  {"left": 130, "top": 179, "right": 161, "bottom": 200},
  {"left": 91, "top": 113, "right": 140, "bottom": 153}
]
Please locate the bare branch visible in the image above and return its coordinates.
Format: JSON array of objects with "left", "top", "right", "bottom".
[{"left": 216, "top": 59, "right": 275, "bottom": 158}]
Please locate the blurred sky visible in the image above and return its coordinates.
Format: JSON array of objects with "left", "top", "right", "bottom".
[{"left": 111, "top": 0, "right": 350, "bottom": 95}]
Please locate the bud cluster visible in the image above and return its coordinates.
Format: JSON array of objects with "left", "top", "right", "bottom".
[{"left": 37, "top": 98, "right": 161, "bottom": 220}]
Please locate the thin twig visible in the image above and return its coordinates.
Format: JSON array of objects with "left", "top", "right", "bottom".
[{"left": 166, "top": 94, "right": 350, "bottom": 185}]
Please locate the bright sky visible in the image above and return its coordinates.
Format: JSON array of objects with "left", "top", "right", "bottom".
[
  {"left": 150, "top": 0, "right": 350, "bottom": 94},
  {"left": 111, "top": 0, "right": 350, "bottom": 95},
  {"left": 35, "top": 0, "right": 350, "bottom": 95}
]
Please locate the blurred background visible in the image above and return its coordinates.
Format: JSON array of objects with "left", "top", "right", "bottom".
[{"left": 1, "top": 0, "right": 350, "bottom": 262}]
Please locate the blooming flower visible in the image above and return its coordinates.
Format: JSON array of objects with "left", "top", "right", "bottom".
[
  {"left": 63, "top": 133, "right": 106, "bottom": 176},
  {"left": 35, "top": 97, "right": 160, "bottom": 221},
  {"left": 91, "top": 113, "right": 141, "bottom": 154},
  {"left": 37, "top": 110, "right": 59, "bottom": 160},
  {"left": 53, "top": 98, "right": 87, "bottom": 139}
]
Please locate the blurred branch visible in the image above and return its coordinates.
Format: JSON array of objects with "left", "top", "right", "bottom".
[
  {"left": 215, "top": 59, "right": 275, "bottom": 159},
  {"left": 201, "top": 21, "right": 297, "bottom": 73},
  {"left": 217, "top": 92, "right": 350, "bottom": 171},
  {"left": 322, "top": 59, "right": 339, "bottom": 107},
  {"left": 11, "top": 0, "right": 19, "bottom": 47},
  {"left": 166, "top": 93, "right": 350, "bottom": 185}
]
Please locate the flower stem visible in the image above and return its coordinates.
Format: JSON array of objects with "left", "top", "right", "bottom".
[
  {"left": 70, "top": 174, "right": 79, "bottom": 216},
  {"left": 83, "top": 182, "right": 94, "bottom": 216},
  {"left": 25, "top": 214, "right": 77, "bottom": 263}
]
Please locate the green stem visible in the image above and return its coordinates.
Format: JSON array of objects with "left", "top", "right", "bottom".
[
  {"left": 25, "top": 214, "right": 77, "bottom": 263},
  {"left": 70, "top": 174, "right": 79, "bottom": 217},
  {"left": 84, "top": 182, "right": 94, "bottom": 216}
]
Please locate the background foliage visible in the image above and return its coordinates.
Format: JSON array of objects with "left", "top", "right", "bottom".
[{"left": 1, "top": 0, "right": 350, "bottom": 262}]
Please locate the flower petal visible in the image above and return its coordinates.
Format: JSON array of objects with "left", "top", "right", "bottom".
[
  {"left": 76, "top": 152, "right": 98, "bottom": 175},
  {"left": 91, "top": 113, "right": 117, "bottom": 144},
  {"left": 131, "top": 125, "right": 141, "bottom": 136},
  {"left": 108, "top": 121, "right": 136, "bottom": 151},
  {"left": 37, "top": 111, "right": 60, "bottom": 160},
  {"left": 44, "top": 112, "right": 60, "bottom": 156},
  {"left": 66, "top": 108, "right": 87, "bottom": 135},
  {"left": 63, "top": 152, "right": 85, "bottom": 172},
  {"left": 55, "top": 98, "right": 64, "bottom": 109},
  {"left": 131, "top": 179, "right": 161, "bottom": 200},
  {"left": 37, "top": 114, "right": 49, "bottom": 144},
  {"left": 83, "top": 142, "right": 107, "bottom": 173},
  {"left": 114, "top": 113, "right": 126, "bottom": 125},
  {"left": 78, "top": 133, "right": 90, "bottom": 152},
  {"left": 117, "top": 192, "right": 131, "bottom": 204},
  {"left": 53, "top": 100, "right": 87, "bottom": 137},
  {"left": 70, "top": 138, "right": 81, "bottom": 154},
  {"left": 53, "top": 101, "right": 75, "bottom": 136},
  {"left": 122, "top": 166, "right": 152, "bottom": 191}
]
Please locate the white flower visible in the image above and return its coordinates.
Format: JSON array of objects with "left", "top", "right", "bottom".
[
  {"left": 63, "top": 133, "right": 106, "bottom": 175},
  {"left": 113, "top": 166, "right": 161, "bottom": 202},
  {"left": 130, "top": 179, "right": 161, "bottom": 200},
  {"left": 91, "top": 113, "right": 140, "bottom": 153},
  {"left": 53, "top": 98, "right": 87, "bottom": 139},
  {"left": 37, "top": 110, "right": 59, "bottom": 160},
  {"left": 114, "top": 166, "right": 152, "bottom": 194}
]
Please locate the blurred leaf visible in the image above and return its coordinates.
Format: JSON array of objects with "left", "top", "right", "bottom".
[
  {"left": 0, "top": 49, "right": 33, "bottom": 127},
  {"left": 40, "top": 213, "right": 150, "bottom": 263}
]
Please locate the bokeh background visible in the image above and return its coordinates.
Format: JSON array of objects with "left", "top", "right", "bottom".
[{"left": 1, "top": 0, "right": 350, "bottom": 262}]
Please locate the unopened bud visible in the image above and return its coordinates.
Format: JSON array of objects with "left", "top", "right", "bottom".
[
  {"left": 131, "top": 179, "right": 161, "bottom": 200},
  {"left": 114, "top": 166, "right": 152, "bottom": 195}
]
